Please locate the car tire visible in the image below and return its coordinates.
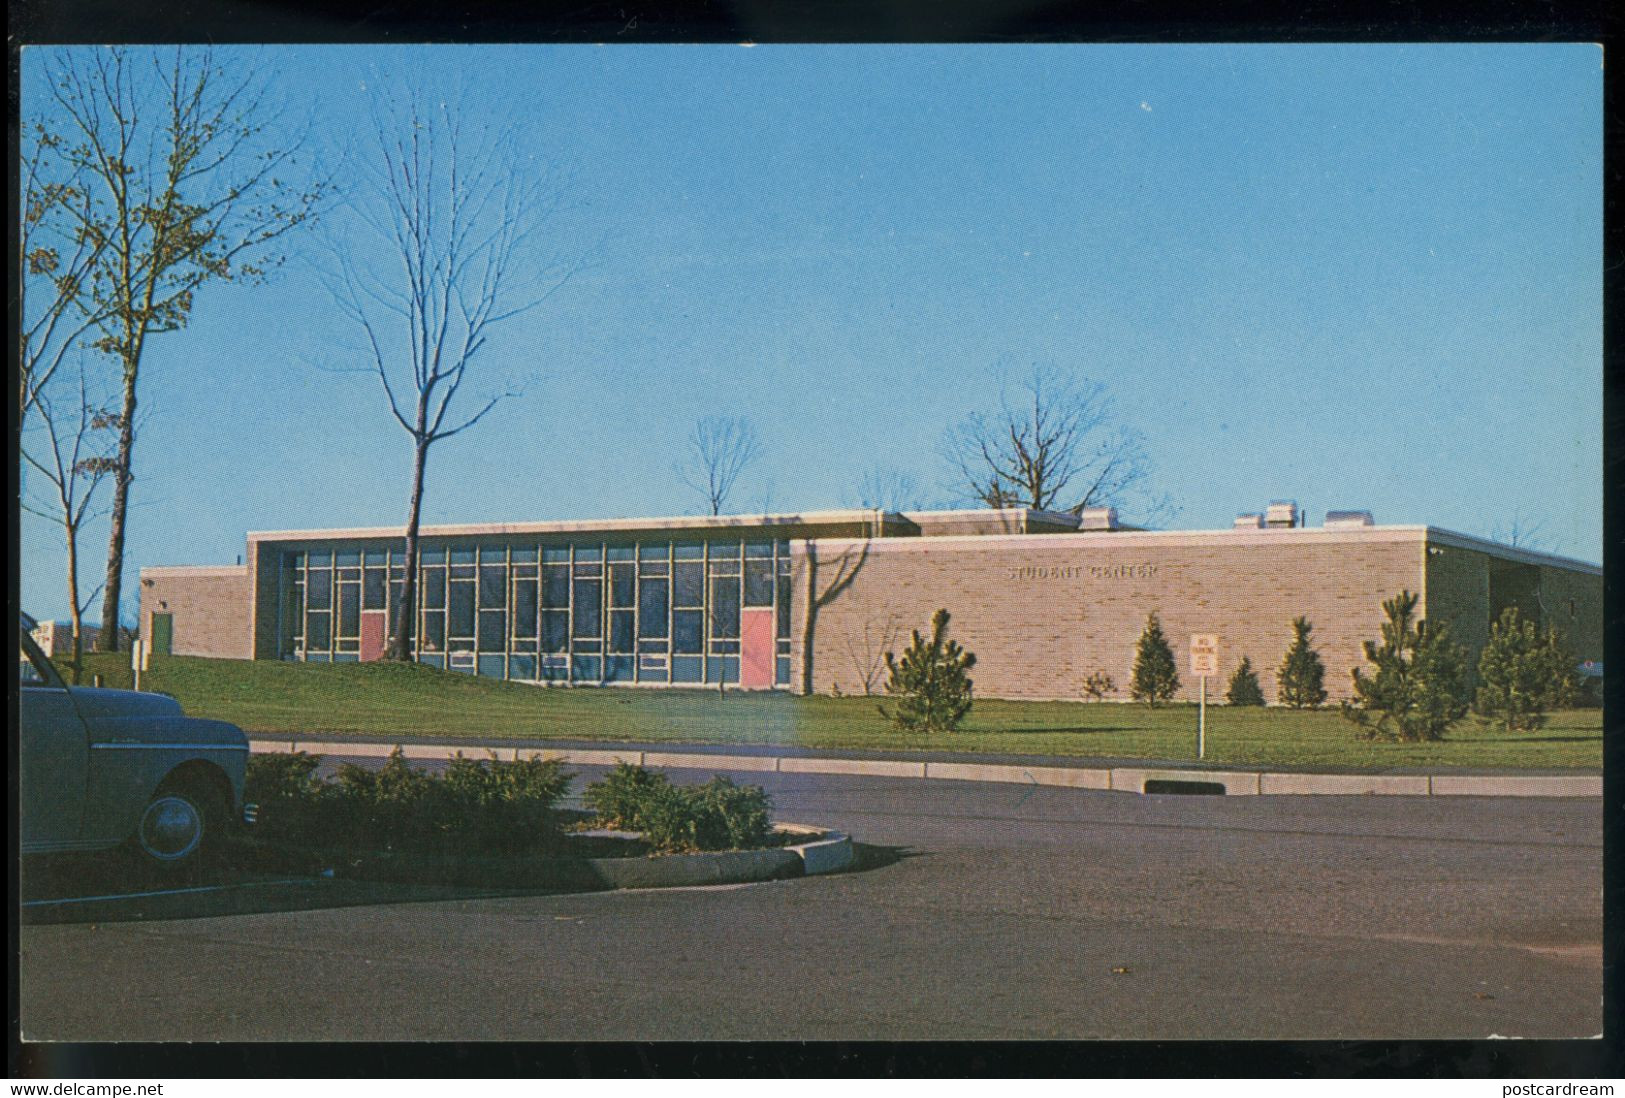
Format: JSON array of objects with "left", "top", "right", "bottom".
[{"left": 132, "top": 784, "right": 220, "bottom": 872}]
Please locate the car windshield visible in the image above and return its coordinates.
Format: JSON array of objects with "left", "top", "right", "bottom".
[{"left": 19, "top": 620, "right": 60, "bottom": 687}]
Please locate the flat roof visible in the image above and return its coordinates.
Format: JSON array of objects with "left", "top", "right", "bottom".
[
  {"left": 239, "top": 508, "right": 1600, "bottom": 576},
  {"left": 245, "top": 507, "right": 1074, "bottom": 544}
]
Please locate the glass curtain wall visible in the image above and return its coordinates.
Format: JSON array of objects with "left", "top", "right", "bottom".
[{"left": 280, "top": 538, "right": 794, "bottom": 687}]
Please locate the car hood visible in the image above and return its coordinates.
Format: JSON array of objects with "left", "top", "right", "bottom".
[{"left": 68, "top": 687, "right": 185, "bottom": 721}]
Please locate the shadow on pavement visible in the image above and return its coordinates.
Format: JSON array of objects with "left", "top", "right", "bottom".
[
  {"left": 20, "top": 850, "right": 574, "bottom": 927},
  {"left": 24, "top": 840, "right": 919, "bottom": 926},
  {"left": 850, "top": 842, "right": 922, "bottom": 872}
]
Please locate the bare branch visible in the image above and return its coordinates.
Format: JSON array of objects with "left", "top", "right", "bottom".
[
  {"left": 941, "top": 364, "right": 1160, "bottom": 521},
  {"left": 674, "top": 416, "right": 764, "bottom": 516},
  {"left": 312, "top": 77, "right": 583, "bottom": 660}
]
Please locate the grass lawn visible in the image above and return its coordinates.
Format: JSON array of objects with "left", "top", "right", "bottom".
[{"left": 61, "top": 653, "right": 1602, "bottom": 772}]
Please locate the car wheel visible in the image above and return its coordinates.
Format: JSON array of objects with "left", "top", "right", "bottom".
[{"left": 133, "top": 787, "right": 217, "bottom": 869}]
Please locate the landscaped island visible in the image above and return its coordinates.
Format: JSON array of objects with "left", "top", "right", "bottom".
[{"left": 67, "top": 654, "right": 1601, "bottom": 772}]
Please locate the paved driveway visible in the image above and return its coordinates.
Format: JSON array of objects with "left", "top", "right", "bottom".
[{"left": 18, "top": 764, "right": 1601, "bottom": 1041}]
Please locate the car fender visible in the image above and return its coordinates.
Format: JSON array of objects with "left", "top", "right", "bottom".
[{"left": 81, "top": 717, "right": 249, "bottom": 844}]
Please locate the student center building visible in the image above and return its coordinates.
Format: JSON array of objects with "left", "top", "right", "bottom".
[{"left": 139, "top": 503, "right": 1602, "bottom": 703}]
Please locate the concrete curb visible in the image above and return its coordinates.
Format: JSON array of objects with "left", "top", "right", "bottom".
[
  {"left": 259, "top": 821, "right": 851, "bottom": 891},
  {"left": 777, "top": 824, "right": 857, "bottom": 876},
  {"left": 250, "top": 739, "right": 1602, "bottom": 799},
  {"left": 586, "top": 846, "right": 802, "bottom": 889}
]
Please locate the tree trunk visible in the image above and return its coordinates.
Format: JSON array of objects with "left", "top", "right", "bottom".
[
  {"left": 66, "top": 529, "right": 83, "bottom": 685},
  {"left": 96, "top": 367, "right": 139, "bottom": 652},
  {"left": 387, "top": 436, "right": 431, "bottom": 662}
]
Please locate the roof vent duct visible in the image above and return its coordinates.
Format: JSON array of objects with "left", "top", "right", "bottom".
[
  {"left": 1079, "top": 506, "right": 1119, "bottom": 531},
  {"left": 1234, "top": 513, "right": 1265, "bottom": 529},
  {"left": 1265, "top": 501, "right": 1299, "bottom": 528},
  {"left": 1324, "top": 510, "right": 1375, "bottom": 529}
]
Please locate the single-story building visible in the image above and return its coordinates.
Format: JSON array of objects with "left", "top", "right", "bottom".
[{"left": 138, "top": 502, "right": 1602, "bottom": 703}]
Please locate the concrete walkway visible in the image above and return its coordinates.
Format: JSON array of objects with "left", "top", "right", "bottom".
[{"left": 249, "top": 734, "right": 1602, "bottom": 798}]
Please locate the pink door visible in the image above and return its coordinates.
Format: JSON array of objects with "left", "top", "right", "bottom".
[
  {"left": 740, "top": 608, "right": 775, "bottom": 689},
  {"left": 360, "top": 612, "right": 387, "bottom": 662}
]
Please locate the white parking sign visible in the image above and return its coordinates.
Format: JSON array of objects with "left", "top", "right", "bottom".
[{"left": 1190, "top": 634, "right": 1220, "bottom": 677}]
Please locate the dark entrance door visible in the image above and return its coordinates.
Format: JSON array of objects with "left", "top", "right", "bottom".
[{"left": 150, "top": 613, "right": 173, "bottom": 656}]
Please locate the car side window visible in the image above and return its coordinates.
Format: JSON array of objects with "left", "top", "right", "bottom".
[{"left": 18, "top": 629, "right": 62, "bottom": 688}]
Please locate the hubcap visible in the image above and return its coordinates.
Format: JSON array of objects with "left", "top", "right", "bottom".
[{"left": 138, "top": 795, "right": 204, "bottom": 861}]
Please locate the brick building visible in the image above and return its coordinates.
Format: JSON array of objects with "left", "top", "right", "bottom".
[{"left": 138, "top": 503, "right": 1601, "bottom": 703}]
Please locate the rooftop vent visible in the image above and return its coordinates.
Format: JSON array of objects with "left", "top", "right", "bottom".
[
  {"left": 1079, "top": 506, "right": 1119, "bottom": 531},
  {"left": 1324, "top": 510, "right": 1375, "bottom": 529},
  {"left": 1234, "top": 513, "right": 1265, "bottom": 529},
  {"left": 1265, "top": 500, "right": 1299, "bottom": 529}
]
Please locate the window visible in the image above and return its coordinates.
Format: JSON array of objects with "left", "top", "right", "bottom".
[
  {"left": 422, "top": 611, "right": 446, "bottom": 652},
  {"left": 363, "top": 569, "right": 386, "bottom": 610},
  {"left": 478, "top": 610, "right": 506, "bottom": 650},
  {"left": 673, "top": 610, "right": 703, "bottom": 654},
  {"left": 512, "top": 579, "right": 539, "bottom": 637},
  {"left": 638, "top": 578, "right": 669, "bottom": 638},
  {"left": 573, "top": 578, "right": 602, "bottom": 638},
  {"left": 710, "top": 576, "right": 740, "bottom": 639},
  {"left": 479, "top": 565, "right": 507, "bottom": 608},
  {"left": 307, "top": 570, "right": 332, "bottom": 611},
  {"left": 338, "top": 584, "right": 360, "bottom": 637},
  {"left": 542, "top": 610, "right": 569, "bottom": 653},
  {"left": 609, "top": 611, "right": 635, "bottom": 653},
  {"left": 449, "top": 583, "right": 475, "bottom": 637},
  {"left": 423, "top": 568, "right": 447, "bottom": 609},
  {"left": 744, "top": 557, "right": 774, "bottom": 606},
  {"left": 674, "top": 561, "right": 704, "bottom": 607}
]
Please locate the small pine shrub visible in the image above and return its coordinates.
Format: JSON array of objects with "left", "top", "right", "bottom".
[
  {"left": 245, "top": 750, "right": 325, "bottom": 806},
  {"left": 258, "top": 747, "right": 576, "bottom": 854},
  {"left": 1130, "top": 612, "right": 1180, "bottom": 707},
  {"left": 1080, "top": 670, "right": 1117, "bottom": 702},
  {"left": 881, "top": 608, "right": 976, "bottom": 733},
  {"left": 583, "top": 767, "right": 774, "bottom": 853},
  {"left": 1276, "top": 617, "right": 1328, "bottom": 709},
  {"left": 1473, "top": 607, "right": 1579, "bottom": 732},
  {"left": 439, "top": 752, "right": 574, "bottom": 852},
  {"left": 582, "top": 761, "right": 674, "bottom": 830},
  {"left": 1342, "top": 590, "right": 1468, "bottom": 742},
  {"left": 1225, "top": 657, "right": 1265, "bottom": 707}
]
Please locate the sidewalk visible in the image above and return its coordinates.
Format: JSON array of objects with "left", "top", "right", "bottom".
[{"left": 248, "top": 733, "right": 1603, "bottom": 798}]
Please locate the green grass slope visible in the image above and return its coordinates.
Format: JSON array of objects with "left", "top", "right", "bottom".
[{"left": 60, "top": 652, "right": 1601, "bottom": 772}]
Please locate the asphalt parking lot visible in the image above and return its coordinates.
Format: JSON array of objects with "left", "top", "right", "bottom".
[{"left": 18, "top": 760, "right": 1602, "bottom": 1041}]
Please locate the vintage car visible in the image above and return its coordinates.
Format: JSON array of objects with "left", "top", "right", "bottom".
[{"left": 19, "top": 614, "right": 255, "bottom": 867}]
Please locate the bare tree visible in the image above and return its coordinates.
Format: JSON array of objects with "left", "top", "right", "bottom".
[
  {"left": 942, "top": 364, "right": 1159, "bottom": 518},
  {"left": 1490, "top": 510, "right": 1549, "bottom": 552},
  {"left": 319, "top": 87, "right": 581, "bottom": 662},
  {"left": 34, "top": 47, "right": 328, "bottom": 651},
  {"left": 848, "top": 466, "right": 924, "bottom": 512},
  {"left": 19, "top": 122, "right": 112, "bottom": 439},
  {"left": 675, "top": 415, "right": 762, "bottom": 516},
  {"left": 20, "top": 362, "right": 120, "bottom": 682},
  {"left": 840, "top": 607, "right": 904, "bottom": 696}
]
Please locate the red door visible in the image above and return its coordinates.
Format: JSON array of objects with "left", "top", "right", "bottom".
[
  {"left": 360, "top": 612, "right": 387, "bottom": 662},
  {"left": 739, "top": 608, "right": 775, "bottom": 689}
]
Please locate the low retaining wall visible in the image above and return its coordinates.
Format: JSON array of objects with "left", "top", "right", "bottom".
[
  {"left": 254, "top": 739, "right": 1601, "bottom": 798},
  {"left": 242, "top": 824, "right": 855, "bottom": 892}
]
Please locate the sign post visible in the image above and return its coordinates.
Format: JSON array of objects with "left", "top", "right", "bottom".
[{"left": 1189, "top": 634, "right": 1220, "bottom": 759}]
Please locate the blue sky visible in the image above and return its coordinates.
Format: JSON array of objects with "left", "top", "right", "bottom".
[{"left": 19, "top": 44, "right": 1603, "bottom": 624}]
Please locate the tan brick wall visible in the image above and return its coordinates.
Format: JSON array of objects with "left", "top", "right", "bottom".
[
  {"left": 795, "top": 533, "right": 1428, "bottom": 702},
  {"left": 1423, "top": 542, "right": 1603, "bottom": 685},
  {"left": 138, "top": 567, "right": 252, "bottom": 659},
  {"left": 1421, "top": 542, "right": 1490, "bottom": 689},
  {"left": 1535, "top": 564, "right": 1604, "bottom": 665}
]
